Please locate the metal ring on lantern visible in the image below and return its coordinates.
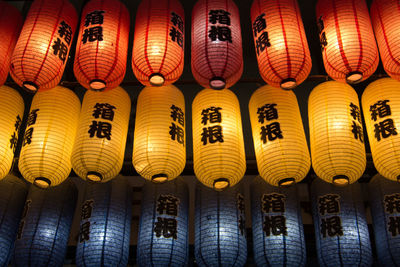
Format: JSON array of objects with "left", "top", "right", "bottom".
[
  {"left": 280, "top": 78, "right": 297, "bottom": 90},
  {"left": 151, "top": 173, "right": 168, "bottom": 183},
  {"left": 213, "top": 178, "right": 230, "bottom": 191},
  {"left": 209, "top": 77, "right": 226, "bottom": 90},
  {"left": 89, "top": 79, "right": 107, "bottom": 91},
  {"left": 149, "top": 73, "right": 165, "bottom": 86},
  {"left": 278, "top": 177, "right": 296, "bottom": 187},
  {"left": 86, "top": 171, "right": 103, "bottom": 182},
  {"left": 346, "top": 71, "right": 363, "bottom": 84},
  {"left": 22, "top": 81, "right": 38, "bottom": 93},
  {"left": 333, "top": 175, "right": 349, "bottom": 186},
  {"left": 34, "top": 177, "right": 51, "bottom": 188}
]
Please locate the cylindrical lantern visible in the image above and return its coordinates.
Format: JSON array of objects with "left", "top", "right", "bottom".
[
  {"left": 308, "top": 81, "right": 366, "bottom": 185},
  {"left": 72, "top": 87, "right": 131, "bottom": 182},
  {"left": 195, "top": 183, "right": 247, "bottom": 267},
  {"left": 74, "top": 0, "right": 130, "bottom": 91},
  {"left": 250, "top": 176, "right": 306, "bottom": 266},
  {"left": 191, "top": 0, "right": 243, "bottom": 89},
  {"left": 192, "top": 88, "right": 246, "bottom": 190},
  {"left": 249, "top": 85, "right": 310, "bottom": 186},
  {"left": 0, "top": 86, "right": 24, "bottom": 180},
  {"left": 133, "top": 85, "right": 186, "bottom": 183},
  {"left": 19, "top": 86, "right": 81, "bottom": 188},
  {"left": 13, "top": 179, "right": 77, "bottom": 267},
  {"left": 76, "top": 176, "right": 131, "bottom": 267},
  {"left": 132, "top": 0, "right": 185, "bottom": 86},
  {"left": 316, "top": 0, "right": 379, "bottom": 84},
  {"left": 251, "top": 0, "right": 312, "bottom": 89},
  {"left": 137, "top": 178, "right": 189, "bottom": 266},
  {"left": 10, "top": 0, "right": 77, "bottom": 92},
  {"left": 310, "top": 178, "right": 372, "bottom": 267},
  {"left": 362, "top": 78, "right": 400, "bottom": 182}
]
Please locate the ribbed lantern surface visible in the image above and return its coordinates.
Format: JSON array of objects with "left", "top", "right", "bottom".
[
  {"left": 74, "top": 0, "right": 130, "bottom": 91},
  {"left": 72, "top": 87, "right": 131, "bottom": 182},
  {"left": 249, "top": 85, "right": 310, "bottom": 186},
  {"left": 191, "top": 0, "right": 243, "bottom": 89},
  {"left": 19, "top": 86, "right": 81, "bottom": 188},
  {"left": 10, "top": 0, "right": 77, "bottom": 92},
  {"left": 192, "top": 88, "right": 246, "bottom": 190},
  {"left": 308, "top": 81, "right": 366, "bottom": 185},
  {"left": 251, "top": 0, "right": 311, "bottom": 89},
  {"left": 132, "top": 0, "right": 185, "bottom": 86},
  {"left": 133, "top": 85, "right": 186, "bottom": 183},
  {"left": 316, "top": 0, "right": 379, "bottom": 84}
]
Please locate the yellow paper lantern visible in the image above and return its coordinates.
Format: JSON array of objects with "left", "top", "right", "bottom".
[
  {"left": 19, "top": 86, "right": 80, "bottom": 188},
  {"left": 0, "top": 86, "right": 24, "bottom": 180},
  {"left": 249, "top": 85, "right": 310, "bottom": 186},
  {"left": 132, "top": 85, "right": 186, "bottom": 182},
  {"left": 192, "top": 88, "right": 246, "bottom": 190},
  {"left": 308, "top": 81, "right": 366, "bottom": 185},
  {"left": 71, "top": 87, "right": 131, "bottom": 182}
]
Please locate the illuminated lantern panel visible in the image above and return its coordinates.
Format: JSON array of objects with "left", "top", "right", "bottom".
[
  {"left": 316, "top": 0, "right": 379, "bottom": 84},
  {"left": 71, "top": 87, "right": 131, "bottom": 183},
  {"left": 74, "top": 0, "right": 130, "bottom": 91},
  {"left": 195, "top": 183, "right": 247, "bottom": 267},
  {"left": 191, "top": 0, "right": 243, "bottom": 89},
  {"left": 308, "top": 81, "right": 366, "bottom": 185},
  {"left": 251, "top": 0, "right": 311, "bottom": 89},
  {"left": 132, "top": 0, "right": 185, "bottom": 86},
  {"left": 133, "top": 85, "right": 186, "bottom": 183},
  {"left": 249, "top": 85, "right": 310, "bottom": 186},
  {"left": 362, "top": 78, "right": 400, "bottom": 182},
  {"left": 310, "top": 178, "right": 372, "bottom": 266},
  {"left": 19, "top": 86, "right": 81, "bottom": 188},
  {"left": 137, "top": 178, "right": 189, "bottom": 266},
  {"left": 10, "top": 0, "right": 77, "bottom": 92}
]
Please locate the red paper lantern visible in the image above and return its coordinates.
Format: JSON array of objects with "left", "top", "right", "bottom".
[
  {"left": 132, "top": 0, "right": 185, "bottom": 87},
  {"left": 251, "top": 0, "right": 311, "bottom": 89},
  {"left": 316, "top": 0, "right": 379, "bottom": 84},
  {"left": 191, "top": 0, "right": 243, "bottom": 89},
  {"left": 74, "top": 0, "right": 130, "bottom": 91},
  {"left": 10, "top": 0, "right": 77, "bottom": 92}
]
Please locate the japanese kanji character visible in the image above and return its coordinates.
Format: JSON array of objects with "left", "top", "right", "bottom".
[
  {"left": 157, "top": 195, "right": 179, "bottom": 216},
  {"left": 84, "top": 10, "right": 105, "bottom": 27},
  {"left": 253, "top": 13, "right": 266, "bottom": 37},
  {"left": 370, "top": 100, "right": 391, "bottom": 121},
  {"left": 374, "top": 118, "right": 397, "bottom": 141},
  {"left": 58, "top": 21, "right": 73, "bottom": 45},
  {"left": 201, "top": 126, "right": 224, "bottom": 145},
  {"left": 319, "top": 32, "right": 327, "bottom": 50},
  {"left": 260, "top": 122, "right": 283, "bottom": 144},
  {"left": 209, "top": 10, "right": 231, "bottom": 25},
  {"left": 262, "top": 193, "right": 285, "bottom": 213},
  {"left": 79, "top": 221, "right": 91, "bottom": 242},
  {"left": 17, "top": 221, "right": 25, "bottom": 239},
  {"left": 169, "top": 122, "right": 185, "bottom": 145},
  {"left": 81, "top": 200, "right": 93, "bottom": 220},
  {"left": 255, "top": 32, "right": 271, "bottom": 55},
  {"left": 263, "top": 215, "right": 287, "bottom": 236},
  {"left": 257, "top": 103, "right": 278, "bottom": 123},
  {"left": 9, "top": 132, "right": 18, "bottom": 152},
  {"left": 350, "top": 102, "right": 362, "bottom": 123},
  {"left": 320, "top": 216, "right": 343, "bottom": 237},
  {"left": 82, "top": 26, "right": 103, "bottom": 44},
  {"left": 351, "top": 121, "right": 364, "bottom": 143},
  {"left": 92, "top": 103, "right": 116, "bottom": 121},
  {"left": 239, "top": 215, "right": 245, "bottom": 236},
  {"left": 52, "top": 38, "right": 68, "bottom": 62},
  {"left": 15, "top": 115, "right": 22, "bottom": 132},
  {"left": 22, "top": 128, "right": 34, "bottom": 146},
  {"left": 388, "top": 216, "right": 400, "bottom": 237},
  {"left": 384, "top": 194, "right": 400, "bottom": 214},
  {"left": 171, "top": 12, "right": 184, "bottom": 32},
  {"left": 209, "top": 26, "right": 232, "bottom": 43},
  {"left": 169, "top": 27, "right": 184, "bottom": 48},
  {"left": 201, "top": 107, "right": 222, "bottom": 125},
  {"left": 88, "top": 121, "right": 112, "bottom": 140},
  {"left": 318, "top": 194, "right": 340, "bottom": 215},
  {"left": 237, "top": 194, "right": 245, "bottom": 214},
  {"left": 154, "top": 217, "right": 177, "bottom": 239},
  {"left": 170, "top": 105, "right": 185, "bottom": 126},
  {"left": 27, "top": 109, "right": 39, "bottom": 127}
]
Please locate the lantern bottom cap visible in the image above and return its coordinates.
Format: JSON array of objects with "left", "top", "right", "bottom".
[
  {"left": 152, "top": 173, "right": 168, "bottom": 183},
  {"left": 332, "top": 175, "right": 349, "bottom": 186},
  {"left": 213, "top": 178, "right": 230, "bottom": 191},
  {"left": 280, "top": 78, "right": 297, "bottom": 90},
  {"left": 278, "top": 178, "right": 295, "bottom": 187},
  {"left": 210, "top": 77, "right": 226, "bottom": 90},
  {"left": 89, "top": 79, "right": 106, "bottom": 91},
  {"left": 34, "top": 177, "right": 51, "bottom": 188},
  {"left": 346, "top": 71, "right": 363, "bottom": 84},
  {"left": 149, "top": 73, "right": 165, "bottom": 86},
  {"left": 22, "top": 81, "right": 38, "bottom": 92},
  {"left": 87, "top": 171, "right": 103, "bottom": 182}
]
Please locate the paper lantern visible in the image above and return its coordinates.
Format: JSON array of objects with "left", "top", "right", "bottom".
[
  {"left": 76, "top": 176, "right": 131, "bottom": 267},
  {"left": 74, "top": 0, "right": 130, "bottom": 91},
  {"left": 133, "top": 85, "right": 186, "bottom": 183},
  {"left": 71, "top": 87, "right": 131, "bottom": 182},
  {"left": 250, "top": 176, "right": 306, "bottom": 266},
  {"left": 13, "top": 179, "right": 77, "bottom": 267},
  {"left": 316, "top": 0, "right": 379, "bottom": 84},
  {"left": 195, "top": 183, "right": 247, "bottom": 267},
  {"left": 10, "top": 0, "right": 77, "bottom": 92},
  {"left": 249, "top": 85, "right": 310, "bottom": 186},
  {"left": 310, "top": 178, "right": 372, "bottom": 267},
  {"left": 19, "top": 86, "right": 80, "bottom": 188},
  {"left": 0, "top": 86, "right": 24, "bottom": 180},
  {"left": 132, "top": 0, "right": 185, "bottom": 86},
  {"left": 191, "top": 0, "right": 243, "bottom": 89},
  {"left": 137, "top": 178, "right": 189, "bottom": 266},
  {"left": 362, "top": 78, "right": 400, "bottom": 182},
  {"left": 250, "top": 0, "right": 311, "bottom": 89},
  {"left": 308, "top": 81, "right": 366, "bottom": 185},
  {"left": 192, "top": 88, "right": 246, "bottom": 190}
]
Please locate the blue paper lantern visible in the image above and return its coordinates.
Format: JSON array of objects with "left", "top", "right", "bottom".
[
  {"left": 310, "top": 178, "right": 372, "bottom": 267},
  {"left": 13, "top": 179, "right": 77, "bottom": 267},
  {"left": 76, "top": 176, "right": 132, "bottom": 267},
  {"left": 137, "top": 178, "right": 189, "bottom": 266},
  {"left": 250, "top": 176, "right": 306, "bottom": 267},
  {"left": 195, "top": 183, "right": 247, "bottom": 267}
]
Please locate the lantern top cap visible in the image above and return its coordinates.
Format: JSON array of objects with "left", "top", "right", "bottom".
[
  {"left": 152, "top": 173, "right": 168, "bottom": 183},
  {"left": 34, "top": 177, "right": 51, "bottom": 189},
  {"left": 149, "top": 73, "right": 165, "bottom": 87},
  {"left": 87, "top": 171, "right": 103, "bottom": 182},
  {"left": 280, "top": 78, "right": 297, "bottom": 90},
  {"left": 213, "top": 178, "right": 230, "bottom": 191},
  {"left": 332, "top": 175, "right": 349, "bottom": 186}
]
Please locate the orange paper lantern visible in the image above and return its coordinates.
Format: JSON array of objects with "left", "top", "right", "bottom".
[
  {"left": 191, "top": 0, "right": 243, "bottom": 89},
  {"left": 132, "top": 0, "right": 185, "bottom": 87},
  {"left": 74, "top": 0, "right": 130, "bottom": 91}
]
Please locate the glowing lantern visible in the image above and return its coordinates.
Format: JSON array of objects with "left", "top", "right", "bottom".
[
  {"left": 71, "top": 87, "right": 131, "bottom": 182},
  {"left": 192, "top": 88, "right": 246, "bottom": 190},
  {"left": 191, "top": 0, "right": 243, "bottom": 89},
  {"left": 132, "top": 0, "right": 185, "bottom": 86},
  {"left": 19, "top": 86, "right": 81, "bottom": 188},
  {"left": 251, "top": 0, "right": 311, "bottom": 89},
  {"left": 74, "top": 0, "right": 130, "bottom": 91},
  {"left": 10, "top": 0, "right": 77, "bottom": 92},
  {"left": 316, "top": 0, "right": 379, "bottom": 84},
  {"left": 308, "top": 81, "right": 366, "bottom": 185},
  {"left": 249, "top": 85, "right": 310, "bottom": 186}
]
